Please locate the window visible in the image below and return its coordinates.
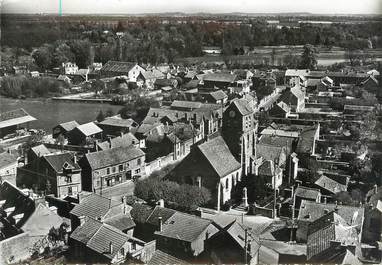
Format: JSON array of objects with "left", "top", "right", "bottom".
[
  {"left": 131, "top": 243, "right": 136, "bottom": 251},
  {"left": 135, "top": 168, "right": 141, "bottom": 174},
  {"left": 120, "top": 248, "right": 125, "bottom": 256},
  {"left": 107, "top": 168, "right": 110, "bottom": 175},
  {"left": 137, "top": 158, "right": 141, "bottom": 166},
  {"left": 112, "top": 167, "right": 116, "bottom": 173},
  {"left": 68, "top": 187, "right": 72, "bottom": 195},
  {"left": 226, "top": 178, "right": 229, "bottom": 190},
  {"left": 119, "top": 165, "right": 123, "bottom": 172},
  {"left": 66, "top": 176, "right": 72, "bottom": 183}
]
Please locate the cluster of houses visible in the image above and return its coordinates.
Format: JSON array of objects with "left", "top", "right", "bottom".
[{"left": 0, "top": 59, "right": 381, "bottom": 264}]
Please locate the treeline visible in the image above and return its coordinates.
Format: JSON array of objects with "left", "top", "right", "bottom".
[
  {"left": 0, "top": 76, "right": 67, "bottom": 98},
  {"left": 2, "top": 17, "right": 382, "bottom": 67}
]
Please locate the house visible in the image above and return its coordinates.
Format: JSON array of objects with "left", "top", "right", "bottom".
[
  {"left": 314, "top": 174, "right": 349, "bottom": 196},
  {"left": 202, "top": 73, "right": 238, "bottom": 89},
  {"left": 69, "top": 217, "right": 154, "bottom": 264},
  {"left": 72, "top": 68, "right": 90, "bottom": 83},
  {"left": 0, "top": 152, "right": 18, "bottom": 185},
  {"left": 202, "top": 46, "right": 222, "bottom": 55},
  {"left": 79, "top": 146, "right": 145, "bottom": 193},
  {"left": 296, "top": 200, "right": 364, "bottom": 242},
  {"left": 279, "top": 81, "right": 305, "bottom": 112},
  {"left": 69, "top": 193, "right": 134, "bottom": 232},
  {"left": 363, "top": 200, "right": 382, "bottom": 242},
  {"left": 148, "top": 249, "right": 190, "bottom": 265},
  {"left": 154, "top": 78, "right": 178, "bottom": 89},
  {"left": 57, "top": 74, "right": 71, "bottom": 84},
  {"left": 155, "top": 211, "right": 220, "bottom": 258},
  {"left": 206, "top": 220, "right": 260, "bottom": 264},
  {"left": 198, "top": 90, "right": 228, "bottom": 105},
  {"left": 0, "top": 181, "right": 65, "bottom": 264},
  {"left": 95, "top": 132, "right": 140, "bottom": 151},
  {"left": 295, "top": 124, "right": 320, "bottom": 157},
  {"left": 135, "top": 123, "right": 166, "bottom": 148},
  {"left": 27, "top": 144, "right": 51, "bottom": 163},
  {"left": 67, "top": 122, "right": 103, "bottom": 146},
  {"left": 62, "top": 62, "right": 79, "bottom": 75},
  {"left": 12, "top": 65, "right": 28, "bottom": 75},
  {"left": 100, "top": 61, "right": 146, "bottom": 82},
  {"left": 29, "top": 71, "right": 39, "bottom": 78},
  {"left": 294, "top": 186, "right": 321, "bottom": 209},
  {"left": 52, "top": 120, "right": 80, "bottom": 139},
  {"left": 269, "top": 101, "right": 291, "bottom": 118},
  {"left": 18, "top": 152, "right": 82, "bottom": 198},
  {"left": 169, "top": 136, "right": 242, "bottom": 211},
  {"left": 284, "top": 69, "right": 310, "bottom": 85},
  {"left": 98, "top": 117, "right": 138, "bottom": 137},
  {"left": 0, "top": 108, "right": 36, "bottom": 138},
  {"left": 307, "top": 210, "right": 362, "bottom": 263},
  {"left": 259, "top": 239, "right": 306, "bottom": 264}
]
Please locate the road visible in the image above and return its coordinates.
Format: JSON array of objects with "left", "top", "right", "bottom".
[{"left": 99, "top": 180, "right": 136, "bottom": 201}]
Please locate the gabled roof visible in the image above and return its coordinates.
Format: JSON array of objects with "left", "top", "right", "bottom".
[
  {"left": 104, "top": 214, "right": 136, "bottom": 231},
  {"left": 99, "top": 117, "right": 137, "bottom": 128},
  {"left": 315, "top": 175, "right": 347, "bottom": 194},
  {"left": 70, "top": 193, "right": 121, "bottom": 219},
  {"left": 146, "top": 205, "right": 176, "bottom": 226},
  {"left": 259, "top": 135, "right": 294, "bottom": 150},
  {"left": 57, "top": 120, "right": 79, "bottom": 132},
  {"left": 209, "top": 90, "right": 228, "bottom": 101},
  {"left": 0, "top": 108, "right": 36, "bottom": 129},
  {"left": 285, "top": 69, "right": 310, "bottom": 77},
  {"left": 101, "top": 60, "right": 137, "bottom": 73},
  {"left": 97, "top": 133, "right": 139, "bottom": 150},
  {"left": 290, "top": 85, "right": 305, "bottom": 100},
  {"left": 155, "top": 211, "right": 213, "bottom": 242},
  {"left": 43, "top": 152, "right": 81, "bottom": 173},
  {"left": 148, "top": 249, "right": 190, "bottom": 265},
  {"left": 231, "top": 98, "right": 254, "bottom": 116},
  {"left": 197, "top": 136, "right": 241, "bottom": 178},
  {"left": 295, "top": 186, "right": 321, "bottom": 200},
  {"left": 130, "top": 203, "right": 155, "bottom": 224},
  {"left": 75, "top": 122, "right": 103, "bottom": 136},
  {"left": 225, "top": 221, "right": 260, "bottom": 256},
  {"left": 84, "top": 145, "right": 145, "bottom": 169},
  {"left": 171, "top": 100, "right": 202, "bottom": 110},
  {"left": 203, "top": 73, "right": 237, "bottom": 83},
  {"left": 297, "top": 200, "right": 364, "bottom": 227},
  {"left": 256, "top": 144, "right": 285, "bottom": 164},
  {"left": 296, "top": 126, "right": 318, "bottom": 154}
]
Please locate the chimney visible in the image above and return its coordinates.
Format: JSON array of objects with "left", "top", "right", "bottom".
[
  {"left": 73, "top": 154, "right": 77, "bottom": 164},
  {"left": 158, "top": 217, "right": 163, "bottom": 232},
  {"left": 324, "top": 197, "right": 327, "bottom": 204},
  {"left": 109, "top": 242, "right": 113, "bottom": 254},
  {"left": 79, "top": 215, "right": 86, "bottom": 226},
  {"left": 108, "top": 137, "right": 112, "bottom": 148},
  {"left": 374, "top": 184, "right": 378, "bottom": 194},
  {"left": 120, "top": 131, "right": 124, "bottom": 137},
  {"left": 45, "top": 201, "right": 50, "bottom": 208},
  {"left": 158, "top": 199, "right": 164, "bottom": 208}
]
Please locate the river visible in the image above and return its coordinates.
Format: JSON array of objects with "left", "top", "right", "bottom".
[{"left": 0, "top": 97, "right": 123, "bottom": 132}]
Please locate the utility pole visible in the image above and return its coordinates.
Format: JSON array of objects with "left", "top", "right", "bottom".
[
  {"left": 290, "top": 185, "right": 296, "bottom": 242},
  {"left": 273, "top": 166, "right": 277, "bottom": 219},
  {"left": 287, "top": 139, "right": 291, "bottom": 185},
  {"left": 244, "top": 228, "right": 248, "bottom": 265}
]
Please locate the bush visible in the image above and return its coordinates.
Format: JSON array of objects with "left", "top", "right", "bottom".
[{"left": 134, "top": 178, "right": 211, "bottom": 212}]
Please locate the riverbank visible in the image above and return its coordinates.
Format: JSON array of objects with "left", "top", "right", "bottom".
[{"left": 0, "top": 97, "right": 123, "bottom": 131}]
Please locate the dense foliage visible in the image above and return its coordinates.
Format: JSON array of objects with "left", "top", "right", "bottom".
[{"left": 134, "top": 178, "right": 211, "bottom": 212}]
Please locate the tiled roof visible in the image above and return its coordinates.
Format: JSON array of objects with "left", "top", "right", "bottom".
[
  {"left": 84, "top": 145, "right": 145, "bottom": 169},
  {"left": 70, "top": 216, "right": 102, "bottom": 244},
  {"left": 99, "top": 117, "right": 137, "bottom": 128},
  {"left": 259, "top": 135, "right": 293, "bottom": 150},
  {"left": 257, "top": 144, "right": 285, "bottom": 164},
  {"left": 43, "top": 152, "right": 81, "bottom": 173},
  {"left": 31, "top": 145, "right": 51, "bottom": 157},
  {"left": 307, "top": 211, "right": 359, "bottom": 260},
  {"left": 290, "top": 85, "right": 305, "bottom": 100},
  {"left": 171, "top": 100, "right": 202, "bottom": 110},
  {"left": 0, "top": 108, "right": 36, "bottom": 129},
  {"left": 198, "top": 136, "right": 241, "bottom": 178},
  {"left": 97, "top": 133, "right": 139, "bottom": 150},
  {"left": 314, "top": 175, "right": 347, "bottom": 194},
  {"left": 101, "top": 61, "right": 136, "bottom": 73},
  {"left": 58, "top": 120, "right": 79, "bottom": 132},
  {"left": 0, "top": 152, "right": 18, "bottom": 169},
  {"left": 203, "top": 73, "right": 237, "bottom": 83},
  {"left": 75, "top": 122, "right": 103, "bottom": 136},
  {"left": 231, "top": 98, "right": 253, "bottom": 116},
  {"left": 296, "top": 126, "right": 317, "bottom": 154},
  {"left": 295, "top": 186, "right": 321, "bottom": 201},
  {"left": 155, "top": 211, "right": 212, "bottom": 242},
  {"left": 225, "top": 221, "right": 260, "bottom": 256},
  {"left": 209, "top": 90, "right": 228, "bottom": 101},
  {"left": 148, "top": 249, "right": 189, "bottom": 265},
  {"left": 104, "top": 214, "right": 136, "bottom": 231},
  {"left": 276, "top": 101, "right": 291, "bottom": 113},
  {"left": 70, "top": 193, "right": 121, "bottom": 219},
  {"left": 297, "top": 200, "right": 364, "bottom": 227},
  {"left": 184, "top": 79, "right": 200, "bottom": 89},
  {"left": 146, "top": 206, "right": 176, "bottom": 227},
  {"left": 285, "top": 69, "right": 310, "bottom": 77},
  {"left": 260, "top": 239, "right": 306, "bottom": 256}
]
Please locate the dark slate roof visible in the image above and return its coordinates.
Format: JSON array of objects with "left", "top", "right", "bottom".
[
  {"left": 70, "top": 216, "right": 102, "bottom": 244},
  {"left": 295, "top": 186, "right": 321, "bottom": 200},
  {"left": 258, "top": 160, "right": 274, "bottom": 177},
  {"left": 314, "top": 175, "right": 347, "bottom": 194},
  {"left": 225, "top": 221, "right": 260, "bottom": 256},
  {"left": 0, "top": 152, "right": 18, "bottom": 169},
  {"left": 259, "top": 135, "right": 293, "bottom": 151},
  {"left": 104, "top": 214, "right": 136, "bottom": 231},
  {"left": 43, "top": 152, "right": 81, "bottom": 173},
  {"left": 58, "top": 120, "right": 79, "bottom": 132},
  {"left": 85, "top": 145, "right": 145, "bottom": 169},
  {"left": 256, "top": 144, "right": 285, "bottom": 164},
  {"left": 155, "top": 212, "right": 212, "bottom": 242},
  {"left": 148, "top": 249, "right": 190, "bottom": 265},
  {"left": 297, "top": 200, "right": 364, "bottom": 227},
  {"left": 101, "top": 61, "right": 136, "bottom": 73},
  {"left": 203, "top": 73, "right": 237, "bottom": 83},
  {"left": 307, "top": 211, "right": 359, "bottom": 260},
  {"left": 296, "top": 126, "right": 317, "bottom": 154},
  {"left": 70, "top": 193, "right": 121, "bottom": 219},
  {"left": 198, "top": 136, "right": 241, "bottom": 178},
  {"left": 99, "top": 117, "right": 137, "bottom": 128},
  {"left": 146, "top": 206, "right": 176, "bottom": 226}
]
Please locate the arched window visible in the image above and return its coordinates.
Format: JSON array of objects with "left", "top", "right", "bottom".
[
  {"left": 232, "top": 175, "right": 235, "bottom": 187},
  {"left": 226, "top": 178, "right": 229, "bottom": 190}
]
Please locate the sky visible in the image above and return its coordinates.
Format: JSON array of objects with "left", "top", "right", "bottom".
[{"left": 1, "top": 0, "right": 381, "bottom": 15}]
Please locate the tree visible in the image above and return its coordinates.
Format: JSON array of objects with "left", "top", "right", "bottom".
[
  {"left": 105, "top": 109, "right": 114, "bottom": 118},
  {"left": 32, "top": 44, "right": 53, "bottom": 70},
  {"left": 300, "top": 44, "right": 318, "bottom": 70},
  {"left": 96, "top": 110, "right": 105, "bottom": 122}
]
